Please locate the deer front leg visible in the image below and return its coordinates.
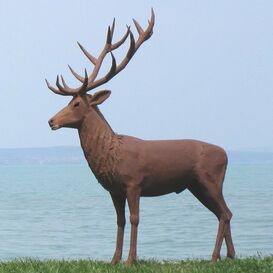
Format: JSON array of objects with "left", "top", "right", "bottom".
[
  {"left": 110, "top": 193, "right": 126, "bottom": 264},
  {"left": 126, "top": 186, "right": 141, "bottom": 266}
]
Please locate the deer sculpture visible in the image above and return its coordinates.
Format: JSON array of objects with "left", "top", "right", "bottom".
[{"left": 46, "top": 9, "right": 235, "bottom": 265}]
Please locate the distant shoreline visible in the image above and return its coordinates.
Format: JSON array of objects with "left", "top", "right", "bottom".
[{"left": 0, "top": 146, "right": 273, "bottom": 165}]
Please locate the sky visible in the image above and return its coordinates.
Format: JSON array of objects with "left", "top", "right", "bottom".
[{"left": 0, "top": 0, "right": 273, "bottom": 151}]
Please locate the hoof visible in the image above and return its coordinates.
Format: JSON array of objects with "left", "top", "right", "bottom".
[
  {"left": 126, "top": 258, "right": 137, "bottom": 266},
  {"left": 111, "top": 259, "right": 120, "bottom": 265},
  {"left": 211, "top": 255, "right": 221, "bottom": 262},
  {"left": 111, "top": 253, "right": 122, "bottom": 265},
  {"left": 227, "top": 253, "right": 235, "bottom": 259}
]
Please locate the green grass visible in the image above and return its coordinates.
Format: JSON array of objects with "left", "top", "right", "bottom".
[{"left": 0, "top": 256, "right": 272, "bottom": 273}]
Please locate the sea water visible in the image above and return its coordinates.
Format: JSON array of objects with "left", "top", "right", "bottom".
[{"left": 0, "top": 161, "right": 272, "bottom": 261}]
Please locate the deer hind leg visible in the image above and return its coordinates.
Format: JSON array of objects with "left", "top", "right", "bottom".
[
  {"left": 188, "top": 181, "right": 235, "bottom": 261},
  {"left": 225, "top": 221, "right": 235, "bottom": 259},
  {"left": 110, "top": 193, "right": 126, "bottom": 264},
  {"left": 212, "top": 204, "right": 233, "bottom": 262}
]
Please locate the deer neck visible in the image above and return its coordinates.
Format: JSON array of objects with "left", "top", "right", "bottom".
[{"left": 78, "top": 106, "right": 121, "bottom": 186}]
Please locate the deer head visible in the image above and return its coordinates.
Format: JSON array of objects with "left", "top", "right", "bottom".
[{"left": 47, "top": 9, "right": 155, "bottom": 130}]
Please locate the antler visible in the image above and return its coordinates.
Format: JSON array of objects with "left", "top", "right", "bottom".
[{"left": 46, "top": 8, "right": 155, "bottom": 96}]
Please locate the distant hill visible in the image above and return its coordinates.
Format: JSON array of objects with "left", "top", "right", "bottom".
[
  {"left": 227, "top": 150, "right": 273, "bottom": 164},
  {"left": 0, "top": 146, "right": 273, "bottom": 165},
  {"left": 0, "top": 146, "right": 85, "bottom": 165}
]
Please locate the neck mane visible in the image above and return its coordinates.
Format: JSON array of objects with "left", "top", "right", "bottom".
[{"left": 78, "top": 106, "right": 122, "bottom": 185}]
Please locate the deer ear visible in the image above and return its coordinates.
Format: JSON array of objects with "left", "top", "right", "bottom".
[{"left": 90, "top": 90, "right": 111, "bottom": 106}]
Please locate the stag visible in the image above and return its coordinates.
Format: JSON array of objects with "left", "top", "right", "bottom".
[{"left": 46, "top": 9, "right": 235, "bottom": 265}]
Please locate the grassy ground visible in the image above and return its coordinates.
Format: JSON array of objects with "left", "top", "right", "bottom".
[{"left": 0, "top": 256, "right": 272, "bottom": 273}]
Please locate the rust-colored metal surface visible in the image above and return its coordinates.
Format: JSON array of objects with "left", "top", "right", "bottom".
[{"left": 46, "top": 9, "right": 235, "bottom": 265}]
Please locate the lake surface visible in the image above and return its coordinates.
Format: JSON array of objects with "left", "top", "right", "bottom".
[{"left": 0, "top": 156, "right": 272, "bottom": 261}]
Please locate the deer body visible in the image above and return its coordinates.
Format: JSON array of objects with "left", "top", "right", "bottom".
[
  {"left": 46, "top": 9, "right": 235, "bottom": 265},
  {"left": 100, "top": 136, "right": 226, "bottom": 196}
]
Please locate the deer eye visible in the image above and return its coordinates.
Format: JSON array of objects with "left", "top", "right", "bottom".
[{"left": 74, "top": 102, "right": 80, "bottom": 107}]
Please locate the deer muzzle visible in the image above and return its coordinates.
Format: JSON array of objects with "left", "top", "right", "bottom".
[{"left": 48, "top": 118, "right": 61, "bottom": 130}]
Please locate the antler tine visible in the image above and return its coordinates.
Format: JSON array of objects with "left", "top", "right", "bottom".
[
  {"left": 134, "top": 8, "right": 155, "bottom": 50},
  {"left": 146, "top": 8, "right": 155, "bottom": 37},
  {"left": 56, "top": 75, "right": 68, "bottom": 93},
  {"left": 79, "top": 68, "right": 89, "bottom": 94},
  {"left": 126, "top": 29, "right": 136, "bottom": 59},
  {"left": 106, "top": 26, "right": 113, "bottom": 46},
  {"left": 111, "top": 18, "right": 115, "bottom": 37},
  {"left": 110, "top": 18, "right": 131, "bottom": 51},
  {"left": 132, "top": 19, "right": 144, "bottom": 35},
  {"left": 111, "top": 25, "right": 130, "bottom": 50},
  {"left": 61, "top": 75, "right": 70, "bottom": 89},
  {"left": 68, "top": 65, "right": 85, "bottom": 82},
  {"left": 107, "top": 52, "right": 117, "bottom": 79},
  {"left": 45, "top": 79, "right": 68, "bottom": 96},
  {"left": 77, "top": 42, "right": 97, "bottom": 65}
]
